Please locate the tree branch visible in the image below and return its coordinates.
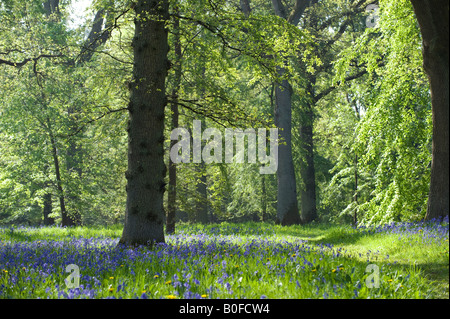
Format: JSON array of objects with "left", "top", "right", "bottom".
[
  {"left": 314, "top": 69, "right": 368, "bottom": 102},
  {"left": 271, "top": 0, "right": 288, "bottom": 19},
  {"left": 76, "top": 3, "right": 135, "bottom": 64},
  {"left": 58, "top": 107, "right": 128, "bottom": 138},
  {"left": 287, "top": 0, "right": 312, "bottom": 26},
  {"left": 0, "top": 53, "right": 63, "bottom": 68}
]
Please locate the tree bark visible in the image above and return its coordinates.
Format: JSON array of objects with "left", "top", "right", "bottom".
[
  {"left": 410, "top": 0, "right": 449, "bottom": 220},
  {"left": 240, "top": 0, "right": 251, "bottom": 16},
  {"left": 354, "top": 153, "right": 358, "bottom": 226},
  {"left": 78, "top": 9, "right": 113, "bottom": 64},
  {"left": 119, "top": 0, "right": 169, "bottom": 247},
  {"left": 195, "top": 64, "right": 208, "bottom": 224},
  {"left": 43, "top": 0, "right": 60, "bottom": 19},
  {"left": 66, "top": 120, "right": 83, "bottom": 226},
  {"left": 195, "top": 119, "right": 208, "bottom": 224},
  {"left": 167, "top": 7, "right": 182, "bottom": 234},
  {"left": 261, "top": 170, "right": 267, "bottom": 221},
  {"left": 167, "top": 100, "right": 178, "bottom": 232},
  {"left": 274, "top": 68, "right": 301, "bottom": 225},
  {"left": 48, "top": 128, "right": 72, "bottom": 226},
  {"left": 268, "top": 1, "right": 307, "bottom": 226},
  {"left": 42, "top": 192, "right": 55, "bottom": 226},
  {"left": 299, "top": 99, "right": 317, "bottom": 224},
  {"left": 196, "top": 163, "right": 209, "bottom": 223},
  {"left": 42, "top": 165, "right": 55, "bottom": 226}
]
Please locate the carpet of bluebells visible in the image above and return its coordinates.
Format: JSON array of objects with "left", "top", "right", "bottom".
[{"left": 0, "top": 218, "right": 448, "bottom": 299}]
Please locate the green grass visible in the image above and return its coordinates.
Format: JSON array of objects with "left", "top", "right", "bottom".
[
  {"left": 0, "top": 221, "right": 448, "bottom": 299},
  {"left": 267, "top": 221, "right": 449, "bottom": 298}
]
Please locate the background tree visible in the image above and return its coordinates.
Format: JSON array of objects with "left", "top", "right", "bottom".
[
  {"left": 409, "top": 0, "right": 449, "bottom": 220},
  {"left": 0, "top": 0, "right": 129, "bottom": 226},
  {"left": 166, "top": 2, "right": 182, "bottom": 233},
  {"left": 323, "top": 0, "right": 433, "bottom": 224}
]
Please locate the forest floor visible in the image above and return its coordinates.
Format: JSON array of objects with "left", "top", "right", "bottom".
[
  {"left": 272, "top": 221, "right": 449, "bottom": 299},
  {"left": 0, "top": 219, "right": 448, "bottom": 299}
]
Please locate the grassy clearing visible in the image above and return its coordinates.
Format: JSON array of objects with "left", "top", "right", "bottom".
[{"left": 0, "top": 220, "right": 448, "bottom": 299}]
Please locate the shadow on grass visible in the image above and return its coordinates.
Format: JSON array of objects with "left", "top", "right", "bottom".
[
  {"left": 1, "top": 229, "right": 34, "bottom": 242},
  {"left": 0, "top": 225, "right": 123, "bottom": 243},
  {"left": 274, "top": 223, "right": 370, "bottom": 246},
  {"left": 273, "top": 222, "right": 449, "bottom": 298}
]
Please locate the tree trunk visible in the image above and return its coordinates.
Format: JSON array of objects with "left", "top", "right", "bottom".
[
  {"left": 42, "top": 192, "right": 55, "bottom": 226},
  {"left": 410, "top": 0, "right": 449, "bottom": 220},
  {"left": 49, "top": 129, "right": 72, "bottom": 226},
  {"left": 167, "top": 7, "right": 182, "bottom": 234},
  {"left": 41, "top": 164, "right": 55, "bottom": 226},
  {"left": 240, "top": 0, "right": 251, "bottom": 16},
  {"left": 41, "top": 0, "right": 64, "bottom": 227},
  {"left": 196, "top": 162, "right": 209, "bottom": 224},
  {"left": 353, "top": 154, "right": 358, "bottom": 226},
  {"left": 261, "top": 171, "right": 267, "bottom": 222},
  {"left": 299, "top": 100, "right": 317, "bottom": 224},
  {"left": 66, "top": 118, "right": 83, "bottom": 226},
  {"left": 43, "top": 0, "right": 60, "bottom": 19},
  {"left": 274, "top": 68, "right": 301, "bottom": 225},
  {"left": 195, "top": 65, "right": 208, "bottom": 224},
  {"left": 167, "top": 101, "right": 178, "bottom": 233},
  {"left": 119, "top": 0, "right": 169, "bottom": 247},
  {"left": 269, "top": 0, "right": 315, "bottom": 226}
]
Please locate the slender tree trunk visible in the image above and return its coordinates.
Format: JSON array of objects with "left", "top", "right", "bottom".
[
  {"left": 353, "top": 154, "right": 358, "bottom": 226},
  {"left": 298, "top": 71, "right": 318, "bottom": 224},
  {"left": 261, "top": 170, "right": 267, "bottom": 222},
  {"left": 299, "top": 100, "right": 317, "bottom": 224},
  {"left": 351, "top": 93, "right": 360, "bottom": 226},
  {"left": 196, "top": 155, "right": 209, "bottom": 224},
  {"left": 42, "top": 192, "right": 55, "bottom": 226},
  {"left": 274, "top": 68, "right": 301, "bottom": 225},
  {"left": 167, "top": 101, "right": 178, "bottom": 233},
  {"left": 43, "top": 0, "right": 60, "bottom": 19},
  {"left": 119, "top": 0, "right": 169, "bottom": 247},
  {"left": 410, "top": 0, "right": 449, "bottom": 220},
  {"left": 167, "top": 7, "right": 182, "bottom": 234},
  {"left": 41, "top": 164, "right": 55, "bottom": 226},
  {"left": 41, "top": 0, "right": 64, "bottom": 227},
  {"left": 195, "top": 64, "right": 208, "bottom": 224},
  {"left": 240, "top": 0, "right": 251, "bottom": 16},
  {"left": 66, "top": 118, "right": 82, "bottom": 226},
  {"left": 49, "top": 130, "right": 72, "bottom": 226},
  {"left": 196, "top": 163, "right": 209, "bottom": 224}
]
